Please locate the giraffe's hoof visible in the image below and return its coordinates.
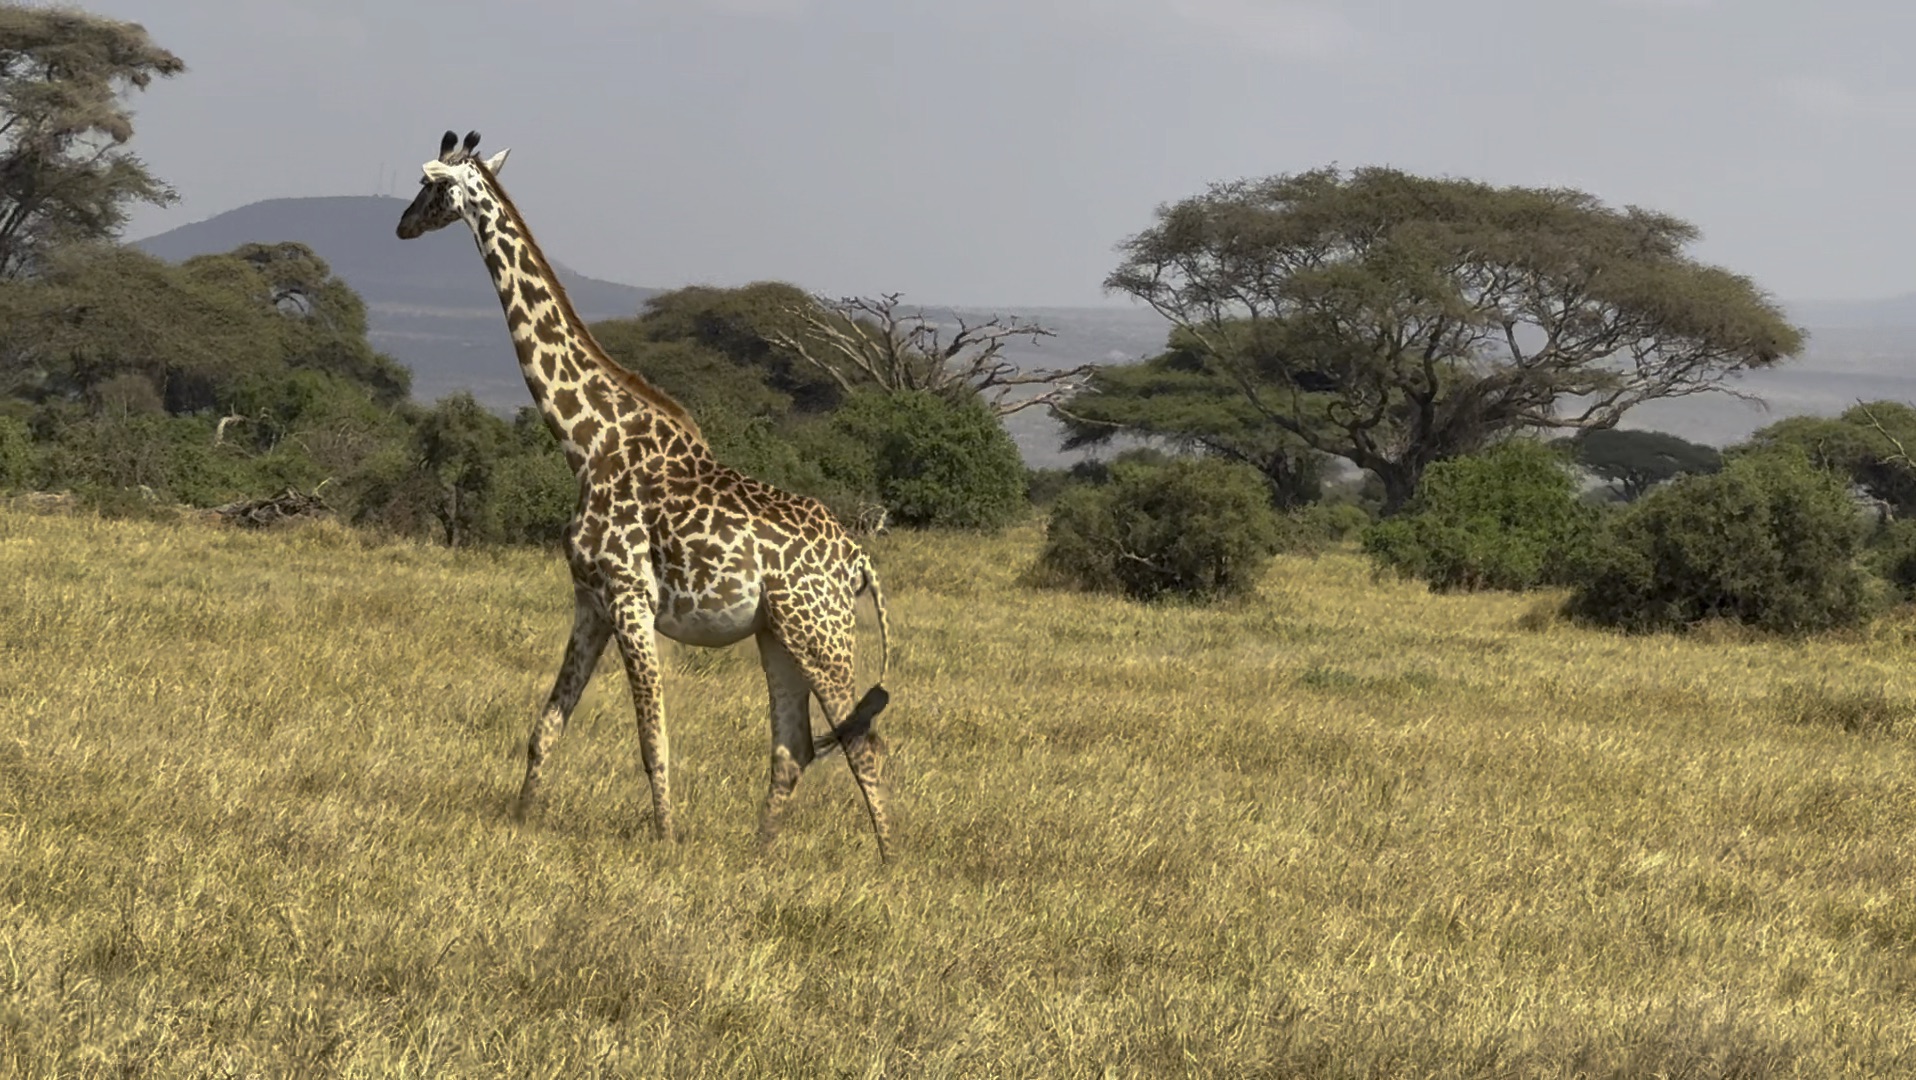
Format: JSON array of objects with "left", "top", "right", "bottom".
[{"left": 513, "top": 788, "right": 540, "bottom": 822}]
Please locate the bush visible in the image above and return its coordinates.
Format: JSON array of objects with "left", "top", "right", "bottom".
[
  {"left": 1035, "top": 456, "right": 1283, "bottom": 602},
  {"left": 1566, "top": 452, "right": 1878, "bottom": 634},
  {"left": 491, "top": 449, "right": 576, "bottom": 547},
  {"left": 824, "top": 390, "right": 1027, "bottom": 531},
  {"left": 1292, "top": 500, "right": 1372, "bottom": 543},
  {"left": 0, "top": 415, "right": 33, "bottom": 491},
  {"left": 1027, "top": 449, "right": 1176, "bottom": 508},
  {"left": 1868, "top": 519, "right": 1916, "bottom": 603},
  {"left": 1361, "top": 440, "right": 1597, "bottom": 592}
]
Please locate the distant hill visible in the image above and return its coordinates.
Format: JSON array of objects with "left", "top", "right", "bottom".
[
  {"left": 132, "top": 196, "right": 1916, "bottom": 462},
  {"left": 134, "top": 196, "right": 663, "bottom": 410},
  {"left": 131, "top": 195, "right": 1171, "bottom": 465}
]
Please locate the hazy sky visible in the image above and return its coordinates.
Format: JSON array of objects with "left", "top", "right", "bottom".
[{"left": 86, "top": 0, "right": 1916, "bottom": 308}]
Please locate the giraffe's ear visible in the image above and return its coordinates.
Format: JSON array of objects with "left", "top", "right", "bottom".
[
  {"left": 421, "top": 160, "right": 455, "bottom": 182},
  {"left": 484, "top": 147, "right": 510, "bottom": 174}
]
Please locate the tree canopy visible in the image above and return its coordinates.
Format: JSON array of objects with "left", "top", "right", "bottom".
[
  {"left": 1734, "top": 400, "right": 1916, "bottom": 519},
  {"left": 1559, "top": 427, "right": 1722, "bottom": 502},
  {"left": 1057, "top": 327, "right": 1329, "bottom": 508},
  {"left": 1083, "top": 166, "right": 1803, "bottom": 511},
  {"left": 0, "top": 3, "right": 184, "bottom": 279},
  {"left": 0, "top": 241, "right": 409, "bottom": 419}
]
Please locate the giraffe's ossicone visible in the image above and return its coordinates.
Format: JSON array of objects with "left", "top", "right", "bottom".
[{"left": 396, "top": 129, "right": 895, "bottom": 862}]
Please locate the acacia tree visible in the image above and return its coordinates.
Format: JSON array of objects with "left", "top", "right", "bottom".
[
  {"left": 1559, "top": 427, "right": 1722, "bottom": 501},
  {"left": 1056, "top": 328, "right": 1330, "bottom": 508},
  {"left": 767, "top": 292, "right": 1095, "bottom": 416},
  {"left": 1736, "top": 400, "right": 1916, "bottom": 519},
  {"left": 0, "top": 4, "right": 185, "bottom": 279},
  {"left": 1086, "top": 166, "right": 1803, "bottom": 512}
]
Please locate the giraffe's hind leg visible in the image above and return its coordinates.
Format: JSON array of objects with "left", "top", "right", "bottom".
[
  {"left": 517, "top": 590, "right": 612, "bottom": 820},
  {"left": 773, "top": 619, "right": 892, "bottom": 864},
  {"left": 756, "top": 630, "right": 815, "bottom": 854}
]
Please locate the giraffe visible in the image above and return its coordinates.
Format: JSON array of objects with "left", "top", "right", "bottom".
[{"left": 395, "top": 130, "right": 895, "bottom": 862}]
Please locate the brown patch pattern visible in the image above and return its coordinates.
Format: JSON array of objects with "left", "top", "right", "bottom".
[{"left": 394, "top": 130, "right": 894, "bottom": 862}]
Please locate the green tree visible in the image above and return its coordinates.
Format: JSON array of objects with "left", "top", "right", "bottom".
[
  {"left": 0, "top": 241, "right": 407, "bottom": 424},
  {"left": 490, "top": 408, "right": 576, "bottom": 547},
  {"left": 1361, "top": 440, "right": 1598, "bottom": 592},
  {"left": 0, "top": 411, "right": 31, "bottom": 488},
  {"left": 0, "top": 4, "right": 184, "bottom": 279},
  {"left": 1735, "top": 401, "right": 1916, "bottom": 518},
  {"left": 1058, "top": 328, "right": 1330, "bottom": 508},
  {"left": 216, "top": 242, "right": 411, "bottom": 406},
  {"left": 1560, "top": 427, "right": 1723, "bottom": 501},
  {"left": 0, "top": 243, "right": 271, "bottom": 409},
  {"left": 594, "top": 281, "right": 845, "bottom": 417},
  {"left": 823, "top": 390, "right": 1027, "bottom": 531},
  {"left": 415, "top": 392, "right": 509, "bottom": 547},
  {"left": 1095, "top": 166, "right": 1802, "bottom": 513}
]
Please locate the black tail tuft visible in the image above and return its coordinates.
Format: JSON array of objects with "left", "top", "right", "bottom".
[{"left": 813, "top": 685, "right": 889, "bottom": 759}]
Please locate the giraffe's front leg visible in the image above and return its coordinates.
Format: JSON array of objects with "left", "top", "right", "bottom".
[
  {"left": 607, "top": 587, "right": 674, "bottom": 843},
  {"left": 517, "top": 589, "right": 611, "bottom": 820}
]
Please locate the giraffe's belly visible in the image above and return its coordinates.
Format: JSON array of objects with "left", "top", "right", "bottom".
[{"left": 652, "top": 583, "right": 764, "bottom": 647}]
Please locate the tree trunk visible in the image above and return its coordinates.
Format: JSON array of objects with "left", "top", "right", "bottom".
[{"left": 1377, "top": 465, "right": 1422, "bottom": 516}]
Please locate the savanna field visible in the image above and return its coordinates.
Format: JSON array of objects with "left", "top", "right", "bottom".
[{"left": 6, "top": 505, "right": 1916, "bottom": 1078}]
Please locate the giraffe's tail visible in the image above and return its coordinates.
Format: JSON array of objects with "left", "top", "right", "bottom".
[
  {"left": 811, "top": 685, "right": 888, "bottom": 760},
  {"left": 857, "top": 555, "right": 890, "bottom": 686},
  {"left": 813, "top": 554, "right": 891, "bottom": 760}
]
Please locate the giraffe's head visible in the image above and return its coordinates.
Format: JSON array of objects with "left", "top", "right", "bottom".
[{"left": 395, "top": 129, "right": 511, "bottom": 240}]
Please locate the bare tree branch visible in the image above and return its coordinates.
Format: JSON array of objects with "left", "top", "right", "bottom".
[
  {"left": 765, "top": 292, "right": 1097, "bottom": 417},
  {"left": 1856, "top": 400, "right": 1916, "bottom": 469}
]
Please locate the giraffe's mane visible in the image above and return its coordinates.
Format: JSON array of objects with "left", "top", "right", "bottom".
[{"left": 468, "top": 158, "right": 706, "bottom": 445}]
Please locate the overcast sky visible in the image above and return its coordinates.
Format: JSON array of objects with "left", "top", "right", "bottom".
[{"left": 84, "top": 0, "right": 1916, "bottom": 308}]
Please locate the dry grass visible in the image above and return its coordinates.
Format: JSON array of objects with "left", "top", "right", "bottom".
[{"left": 4, "top": 506, "right": 1916, "bottom": 1077}]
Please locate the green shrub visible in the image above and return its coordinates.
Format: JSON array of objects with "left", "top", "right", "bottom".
[
  {"left": 1865, "top": 518, "right": 1916, "bottom": 603},
  {"left": 0, "top": 415, "right": 33, "bottom": 491},
  {"left": 1025, "top": 466, "right": 1076, "bottom": 507},
  {"left": 1035, "top": 456, "right": 1283, "bottom": 602},
  {"left": 824, "top": 390, "right": 1027, "bottom": 531},
  {"left": 491, "top": 449, "right": 576, "bottom": 547},
  {"left": 1361, "top": 440, "right": 1597, "bottom": 592},
  {"left": 1292, "top": 500, "right": 1372, "bottom": 544},
  {"left": 1566, "top": 451, "right": 1878, "bottom": 634}
]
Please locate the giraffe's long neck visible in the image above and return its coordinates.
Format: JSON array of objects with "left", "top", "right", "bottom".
[{"left": 457, "top": 167, "right": 703, "bottom": 475}]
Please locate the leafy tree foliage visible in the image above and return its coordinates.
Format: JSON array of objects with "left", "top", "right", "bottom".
[
  {"left": 0, "top": 234, "right": 432, "bottom": 521},
  {"left": 592, "top": 281, "right": 845, "bottom": 419},
  {"left": 817, "top": 390, "right": 1027, "bottom": 531},
  {"left": 1566, "top": 452, "right": 1877, "bottom": 634},
  {"left": 0, "top": 4, "right": 184, "bottom": 279},
  {"left": 1865, "top": 519, "right": 1916, "bottom": 603},
  {"left": 1059, "top": 329, "right": 1330, "bottom": 508},
  {"left": 1734, "top": 400, "right": 1916, "bottom": 519},
  {"left": 1092, "top": 166, "right": 1802, "bottom": 512},
  {"left": 0, "top": 242, "right": 407, "bottom": 421},
  {"left": 1560, "top": 427, "right": 1722, "bottom": 502},
  {"left": 0, "top": 411, "right": 26, "bottom": 489},
  {"left": 1036, "top": 456, "right": 1283, "bottom": 602},
  {"left": 1362, "top": 440, "right": 1598, "bottom": 592}
]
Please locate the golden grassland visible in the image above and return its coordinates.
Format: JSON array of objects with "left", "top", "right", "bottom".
[{"left": 4, "top": 505, "right": 1916, "bottom": 1078}]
